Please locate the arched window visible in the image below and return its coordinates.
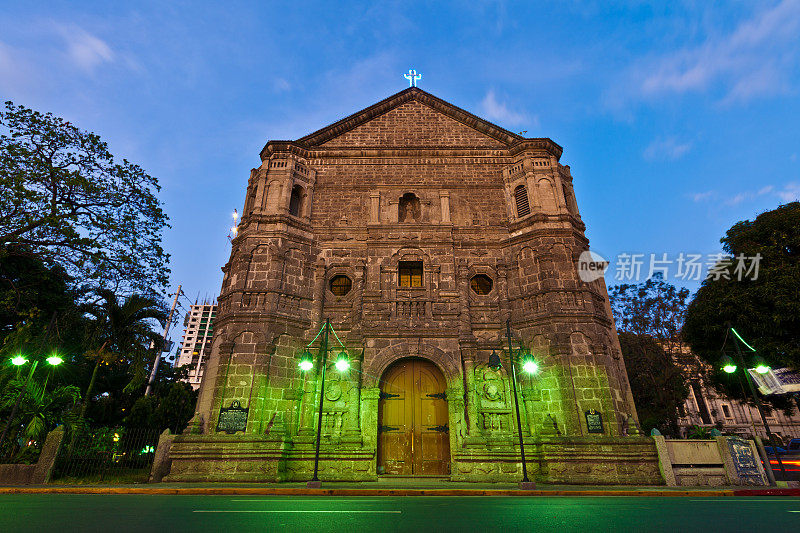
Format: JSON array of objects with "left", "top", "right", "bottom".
[
  {"left": 398, "top": 193, "right": 421, "bottom": 222},
  {"left": 514, "top": 185, "right": 530, "bottom": 217},
  {"left": 329, "top": 275, "right": 352, "bottom": 296},
  {"left": 289, "top": 185, "right": 303, "bottom": 217}
]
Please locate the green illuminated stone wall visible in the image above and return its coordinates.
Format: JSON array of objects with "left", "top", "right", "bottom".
[{"left": 166, "top": 88, "right": 659, "bottom": 485}]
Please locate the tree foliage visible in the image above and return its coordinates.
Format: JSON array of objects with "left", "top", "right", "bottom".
[
  {"left": 609, "top": 273, "right": 691, "bottom": 342},
  {"left": 0, "top": 101, "right": 169, "bottom": 294},
  {"left": 609, "top": 275, "right": 692, "bottom": 435},
  {"left": 683, "top": 202, "right": 800, "bottom": 371},
  {"left": 617, "top": 332, "right": 688, "bottom": 436}
]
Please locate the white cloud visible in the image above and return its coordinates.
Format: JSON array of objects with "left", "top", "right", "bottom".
[
  {"left": 480, "top": 90, "right": 530, "bottom": 127},
  {"left": 55, "top": 24, "right": 114, "bottom": 72},
  {"left": 643, "top": 137, "right": 692, "bottom": 161},
  {"left": 776, "top": 182, "right": 800, "bottom": 202},
  {"left": 627, "top": 0, "right": 800, "bottom": 104},
  {"left": 690, "top": 191, "right": 715, "bottom": 202},
  {"left": 725, "top": 183, "right": 790, "bottom": 205},
  {"left": 273, "top": 77, "right": 291, "bottom": 93}
]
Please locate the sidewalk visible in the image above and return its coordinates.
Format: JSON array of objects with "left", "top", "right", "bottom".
[{"left": 2, "top": 480, "right": 799, "bottom": 497}]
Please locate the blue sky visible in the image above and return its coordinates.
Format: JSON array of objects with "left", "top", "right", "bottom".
[{"left": 1, "top": 1, "right": 799, "bottom": 329}]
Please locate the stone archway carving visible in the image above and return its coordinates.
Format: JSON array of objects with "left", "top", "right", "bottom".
[{"left": 362, "top": 341, "right": 459, "bottom": 388}]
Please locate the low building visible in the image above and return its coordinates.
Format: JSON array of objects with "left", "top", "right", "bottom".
[
  {"left": 175, "top": 302, "right": 217, "bottom": 390},
  {"left": 670, "top": 342, "right": 800, "bottom": 443}
]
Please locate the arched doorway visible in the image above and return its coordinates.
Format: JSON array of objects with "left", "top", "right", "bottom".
[{"left": 377, "top": 358, "right": 450, "bottom": 475}]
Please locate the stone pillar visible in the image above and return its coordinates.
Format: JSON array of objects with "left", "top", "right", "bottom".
[
  {"left": 457, "top": 261, "right": 473, "bottom": 338},
  {"left": 361, "top": 388, "right": 381, "bottom": 449},
  {"left": 497, "top": 262, "right": 509, "bottom": 322},
  {"left": 462, "top": 351, "right": 480, "bottom": 436},
  {"left": 369, "top": 193, "right": 380, "bottom": 223},
  {"left": 344, "top": 350, "right": 364, "bottom": 439},
  {"left": 352, "top": 260, "right": 366, "bottom": 326},
  {"left": 279, "top": 177, "right": 293, "bottom": 213},
  {"left": 310, "top": 258, "right": 327, "bottom": 329},
  {"left": 439, "top": 191, "right": 451, "bottom": 224}
]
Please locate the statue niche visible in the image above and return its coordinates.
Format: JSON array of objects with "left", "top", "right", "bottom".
[{"left": 398, "top": 193, "right": 421, "bottom": 223}]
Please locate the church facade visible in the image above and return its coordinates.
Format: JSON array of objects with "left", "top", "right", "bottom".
[{"left": 166, "top": 88, "right": 663, "bottom": 484}]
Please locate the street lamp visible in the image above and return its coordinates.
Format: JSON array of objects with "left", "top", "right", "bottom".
[
  {"left": 298, "top": 318, "right": 351, "bottom": 488},
  {"left": 719, "top": 326, "right": 786, "bottom": 484},
  {"left": 488, "top": 318, "right": 539, "bottom": 489},
  {"left": 1, "top": 352, "right": 65, "bottom": 458}
]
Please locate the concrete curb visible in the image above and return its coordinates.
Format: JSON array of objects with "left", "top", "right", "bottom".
[{"left": 1, "top": 487, "right": 797, "bottom": 496}]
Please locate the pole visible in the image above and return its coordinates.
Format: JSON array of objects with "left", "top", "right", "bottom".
[
  {"left": 507, "top": 319, "right": 533, "bottom": 488},
  {"left": 0, "top": 311, "right": 56, "bottom": 457},
  {"left": 145, "top": 285, "right": 181, "bottom": 397},
  {"left": 309, "top": 318, "right": 330, "bottom": 487},
  {"left": 731, "top": 328, "right": 787, "bottom": 482}
]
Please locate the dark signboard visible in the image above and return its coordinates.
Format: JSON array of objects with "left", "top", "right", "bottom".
[
  {"left": 727, "top": 437, "right": 760, "bottom": 478},
  {"left": 217, "top": 400, "right": 249, "bottom": 434},
  {"left": 585, "top": 409, "right": 604, "bottom": 434}
]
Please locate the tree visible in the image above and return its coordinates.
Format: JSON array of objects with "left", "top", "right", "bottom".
[
  {"left": 0, "top": 101, "right": 169, "bottom": 295},
  {"left": 609, "top": 275, "right": 692, "bottom": 434},
  {"left": 80, "top": 289, "right": 166, "bottom": 421},
  {"left": 0, "top": 378, "right": 81, "bottom": 460},
  {"left": 609, "top": 273, "right": 691, "bottom": 350},
  {"left": 684, "top": 202, "right": 800, "bottom": 371},
  {"left": 617, "top": 332, "right": 688, "bottom": 436},
  {"left": 683, "top": 202, "right": 800, "bottom": 414}
]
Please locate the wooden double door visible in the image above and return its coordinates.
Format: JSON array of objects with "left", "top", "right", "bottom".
[{"left": 378, "top": 358, "right": 450, "bottom": 475}]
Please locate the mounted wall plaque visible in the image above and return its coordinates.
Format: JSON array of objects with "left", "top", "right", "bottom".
[
  {"left": 217, "top": 400, "right": 249, "bottom": 434},
  {"left": 585, "top": 409, "right": 604, "bottom": 434}
]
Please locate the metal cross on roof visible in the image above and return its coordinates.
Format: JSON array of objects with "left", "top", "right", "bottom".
[{"left": 404, "top": 69, "right": 421, "bottom": 87}]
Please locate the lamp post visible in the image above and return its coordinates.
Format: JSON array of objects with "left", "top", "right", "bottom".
[
  {"left": 298, "top": 318, "right": 350, "bottom": 488},
  {"left": 1, "top": 354, "right": 64, "bottom": 458},
  {"left": 722, "top": 326, "right": 787, "bottom": 483},
  {"left": 489, "top": 318, "right": 538, "bottom": 489}
]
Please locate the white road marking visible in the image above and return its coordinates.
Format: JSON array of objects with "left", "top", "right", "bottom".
[
  {"left": 194, "top": 510, "right": 401, "bottom": 513},
  {"left": 690, "top": 499, "right": 800, "bottom": 502},
  {"left": 230, "top": 499, "right": 383, "bottom": 502}
]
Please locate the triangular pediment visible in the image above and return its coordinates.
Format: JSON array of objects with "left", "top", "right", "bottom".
[{"left": 296, "top": 87, "right": 522, "bottom": 149}]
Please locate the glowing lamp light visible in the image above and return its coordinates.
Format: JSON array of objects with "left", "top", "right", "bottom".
[
  {"left": 335, "top": 350, "right": 350, "bottom": 372},
  {"left": 755, "top": 365, "right": 770, "bottom": 374},
  {"left": 113, "top": 432, "right": 120, "bottom": 442},
  {"left": 522, "top": 360, "right": 539, "bottom": 375},
  {"left": 46, "top": 355, "right": 63, "bottom": 366},
  {"left": 720, "top": 354, "right": 737, "bottom": 374},
  {"left": 298, "top": 350, "right": 314, "bottom": 372},
  {"left": 11, "top": 355, "right": 27, "bottom": 366}
]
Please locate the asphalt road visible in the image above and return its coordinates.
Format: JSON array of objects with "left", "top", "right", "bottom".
[{"left": 1, "top": 495, "right": 800, "bottom": 532}]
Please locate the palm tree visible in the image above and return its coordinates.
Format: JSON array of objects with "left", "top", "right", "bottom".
[
  {"left": 80, "top": 290, "right": 167, "bottom": 420},
  {"left": 0, "top": 379, "right": 81, "bottom": 460}
]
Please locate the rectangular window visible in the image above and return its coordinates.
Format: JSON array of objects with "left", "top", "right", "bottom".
[
  {"left": 398, "top": 261, "right": 423, "bottom": 288},
  {"left": 722, "top": 404, "right": 732, "bottom": 418}
]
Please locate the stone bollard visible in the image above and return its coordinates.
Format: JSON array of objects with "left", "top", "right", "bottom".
[
  {"left": 31, "top": 427, "right": 65, "bottom": 484},
  {"left": 148, "top": 429, "right": 175, "bottom": 483}
]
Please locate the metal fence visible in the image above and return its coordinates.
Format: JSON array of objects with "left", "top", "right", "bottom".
[{"left": 51, "top": 427, "right": 160, "bottom": 483}]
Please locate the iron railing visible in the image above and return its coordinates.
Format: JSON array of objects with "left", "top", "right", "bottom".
[{"left": 51, "top": 427, "right": 160, "bottom": 484}]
